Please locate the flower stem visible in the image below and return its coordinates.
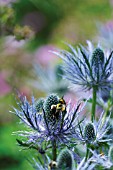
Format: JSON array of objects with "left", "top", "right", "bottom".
[
  {"left": 91, "top": 87, "right": 97, "bottom": 122},
  {"left": 52, "top": 140, "right": 57, "bottom": 161},
  {"left": 85, "top": 144, "right": 89, "bottom": 161},
  {"left": 102, "top": 101, "right": 111, "bottom": 126}
]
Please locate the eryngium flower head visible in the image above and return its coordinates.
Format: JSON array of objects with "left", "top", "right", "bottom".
[
  {"left": 52, "top": 41, "right": 113, "bottom": 92},
  {"left": 91, "top": 48, "right": 104, "bottom": 76},
  {"left": 57, "top": 148, "right": 74, "bottom": 170},
  {"left": 75, "top": 112, "right": 112, "bottom": 145},
  {"left": 35, "top": 98, "right": 44, "bottom": 113},
  {"left": 44, "top": 94, "right": 59, "bottom": 122},
  {"left": 12, "top": 93, "right": 82, "bottom": 147},
  {"left": 84, "top": 123, "right": 96, "bottom": 143}
]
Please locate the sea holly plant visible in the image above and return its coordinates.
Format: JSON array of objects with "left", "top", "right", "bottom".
[
  {"left": 52, "top": 41, "right": 113, "bottom": 122},
  {"left": 12, "top": 93, "right": 84, "bottom": 169},
  {"left": 12, "top": 41, "right": 113, "bottom": 169}
]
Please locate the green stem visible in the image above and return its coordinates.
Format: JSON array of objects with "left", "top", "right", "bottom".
[
  {"left": 102, "top": 101, "right": 111, "bottom": 126},
  {"left": 52, "top": 140, "right": 57, "bottom": 161},
  {"left": 91, "top": 87, "right": 97, "bottom": 122},
  {"left": 85, "top": 144, "right": 89, "bottom": 161}
]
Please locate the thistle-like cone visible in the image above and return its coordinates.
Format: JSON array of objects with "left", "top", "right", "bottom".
[
  {"left": 84, "top": 123, "right": 96, "bottom": 143},
  {"left": 91, "top": 48, "right": 104, "bottom": 77},
  {"left": 92, "top": 48, "right": 104, "bottom": 65},
  {"left": 43, "top": 94, "right": 59, "bottom": 122},
  {"left": 57, "top": 149, "right": 74, "bottom": 170},
  {"left": 35, "top": 98, "right": 44, "bottom": 113},
  {"left": 108, "top": 146, "right": 113, "bottom": 163}
]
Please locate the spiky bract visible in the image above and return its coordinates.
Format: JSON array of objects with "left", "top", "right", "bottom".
[
  {"left": 52, "top": 41, "right": 113, "bottom": 93},
  {"left": 13, "top": 94, "right": 82, "bottom": 147},
  {"left": 75, "top": 112, "right": 112, "bottom": 145},
  {"left": 109, "top": 146, "right": 113, "bottom": 163}
]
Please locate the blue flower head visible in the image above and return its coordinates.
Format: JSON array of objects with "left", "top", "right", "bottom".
[
  {"left": 12, "top": 93, "right": 82, "bottom": 150},
  {"left": 52, "top": 41, "right": 113, "bottom": 93},
  {"left": 75, "top": 111, "right": 112, "bottom": 145}
]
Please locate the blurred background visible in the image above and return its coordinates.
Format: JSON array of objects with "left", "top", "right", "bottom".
[{"left": 0, "top": 0, "right": 113, "bottom": 169}]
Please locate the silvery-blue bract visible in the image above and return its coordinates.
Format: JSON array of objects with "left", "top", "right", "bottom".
[
  {"left": 52, "top": 41, "right": 113, "bottom": 93},
  {"left": 12, "top": 94, "right": 82, "bottom": 147},
  {"left": 75, "top": 111, "right": 112, "bottom": 145}
]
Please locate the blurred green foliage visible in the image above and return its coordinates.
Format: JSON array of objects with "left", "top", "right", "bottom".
[
  {"left": 0, "top": 123, "right": 34, "bottom": 170},
  {"left": 13, "top": 0, "right": 63, "bottom": 48},
  {"left": 0, "top": 0, "right": 112, "bottom": 169},
  {"left": 12, "top": 0, "right": 112, "bottom": 48}
]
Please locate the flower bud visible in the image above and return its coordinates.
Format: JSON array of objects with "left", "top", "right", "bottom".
[
  {"left": 44, "top": 94, "right": 59, "bottom": 122},
  {"left": 57, "top": 149, "right": 74, "bottom": 170},
  {"left": 35, "top": 98, "right": 44, "bottom": 113},
  {"left": 84, "top": 123, "right": 96, "bottom": 143},
  {"left": 14, "top": 25, "right": 34, "bottom": 40},
  {"left": 92, "top": 48, "right": 104, "bottom": 78},
  {"left": 92, "top": 48, "right": 104, "bottom": 65}
]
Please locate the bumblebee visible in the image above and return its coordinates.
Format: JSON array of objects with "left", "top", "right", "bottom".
[
  {"left": 56, "top": 97, "right": 66, "bottom": 112},
  {"left": 100, "top": 152, "right": 104, "bottom": 156},
  {"left": 51, "top": 97, "right": 66, "bottom": 119},
  {"left": 48, "top": 161, "right": 57, "bottom": 170}
]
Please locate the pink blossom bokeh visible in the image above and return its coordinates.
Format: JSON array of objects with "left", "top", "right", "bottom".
[
  {"left": 0, "top": 71, "right": 11, "bottom": 96},
  {"left": 34, "top": 45, "right": 58, "bottom": 66},
  {"left": 0, "top": 0, "right": 16, "bottom": 6}
]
